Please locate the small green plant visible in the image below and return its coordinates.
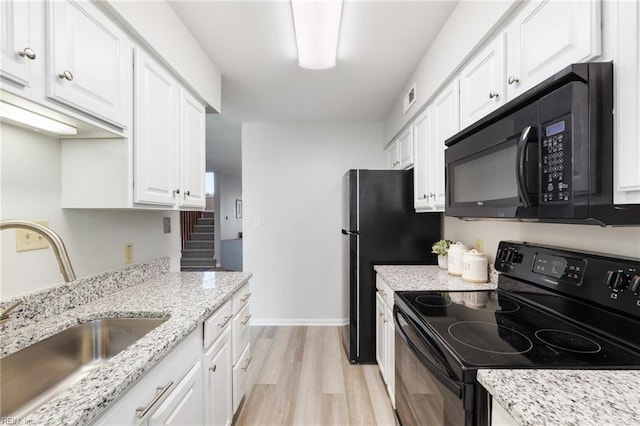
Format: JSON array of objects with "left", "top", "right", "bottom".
[{"left": 431, "top": 239, "right": 453, "bottom": 256}]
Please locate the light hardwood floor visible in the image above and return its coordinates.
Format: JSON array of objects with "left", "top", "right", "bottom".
[{"left": 234, "top": 326, "right": 397, "bottom": 426}]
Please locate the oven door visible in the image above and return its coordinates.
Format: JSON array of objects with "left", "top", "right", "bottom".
[
  {"left": 445, "top": 101, "right": 539, "bottom": 219},
  {"left": 394, "top": 306, "right": 472, "bottom": 426}
]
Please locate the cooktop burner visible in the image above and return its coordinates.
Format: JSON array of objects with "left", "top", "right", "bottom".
[
  {"left": 495, "top": 299, "right": 520, "bottom": 314},
  {"left": 535, "top": 329, "right": 602, "bottom": 354},
  {"left": 415, "top": 295, "right": 452, "bottom": 308},
  {"left": 448, "top": 321, "right": 533, "bottom": 355}
]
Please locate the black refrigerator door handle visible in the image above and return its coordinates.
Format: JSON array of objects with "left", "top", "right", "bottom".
[
  {"left": 516, "top": 125, "right": 536, "bottom": 208},
  {"left": 393, "top": 307, "right": 462, "bottom": 398},
  {"left": 341, "top": 229, "right": 359, "bottom": 235}
]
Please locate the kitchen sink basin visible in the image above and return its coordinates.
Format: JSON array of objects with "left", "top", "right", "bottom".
[{"left": 0, "top": 317, "right": 168, "bottom": 418}]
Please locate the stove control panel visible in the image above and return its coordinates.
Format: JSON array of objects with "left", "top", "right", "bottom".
[{"left": 496, "top": 241, "right": 640, "bottom": 319}]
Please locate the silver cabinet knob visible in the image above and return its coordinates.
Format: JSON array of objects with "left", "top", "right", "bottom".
[
  {"left": 184, "top": 190, "right": 191, "bottom": 197},
  {"left": 58, "top": 70, "right": 73, "bottom": 81},
  {"left": 423, "top": 194, "right": 427, "bottom": 199},
  {"left": 508, "top": 76, "right": 520, "bottom": 85},
  {"left": 172, "top": 189, "right": 180, "bottom": 196},
  {"left": 489, "top": 91, "right": 499, "bottom": 99},
  {"left": 18, "top": 47, "right": 36, "bottom": 60},
  {"left": 429, "top": 193, "right": 435, "bottom": 198},
  {"left": 209, "top": 365, "right": 217, "bottom": 373}
]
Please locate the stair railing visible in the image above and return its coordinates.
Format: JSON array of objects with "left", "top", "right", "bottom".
[{"left": 180, "top": 211, "right": 204, "bottom": 249}]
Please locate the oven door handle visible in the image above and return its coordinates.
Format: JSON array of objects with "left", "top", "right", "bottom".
[
  {"left": 394, "top": 307, "right": 462, "bottom": 398},
  {"left": 516, "top": 125, "right": 535, "bottom": 207}
]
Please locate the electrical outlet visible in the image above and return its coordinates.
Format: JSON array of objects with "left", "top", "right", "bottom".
[
  {"left": 476, "top": 238, "right": 484, "bottom": 253},
  {"left": 125, "top": 244, "right": 134, "bottom": 264},
  {"left": 163, "top": 217, "right": 171, "bottom": 234},
  {"left": 16, "top": 220, "right": 50, "bottom": 252}
]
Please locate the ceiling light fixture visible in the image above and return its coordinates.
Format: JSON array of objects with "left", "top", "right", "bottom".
[
  {"left": 291, "top": 0, "right": 343, "bottom": 70},
  {"left": 0, "top": 101, "right": 77, "bottom": 136}
]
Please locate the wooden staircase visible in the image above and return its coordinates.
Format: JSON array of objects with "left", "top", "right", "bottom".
[{"left": 180, "top": 211, "right": 216, "bottom": 271}]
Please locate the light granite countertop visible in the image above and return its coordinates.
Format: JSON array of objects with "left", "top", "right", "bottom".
[
  {"left": 1, "top": 268, "right": 251, "bottom": 425},
  {"left": 478, "top": 369, "right": 640, "bottom": 426},
  {"left": 374, "top": 264, "right": 498, "bottom": 291}
]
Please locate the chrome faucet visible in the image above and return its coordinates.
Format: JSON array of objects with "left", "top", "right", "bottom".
[
  {"left": 0, "top": 219, "right": 76, "bottom": 282},
  {"left": 0, "top": 300, "right": 23, "bottom": 324}
]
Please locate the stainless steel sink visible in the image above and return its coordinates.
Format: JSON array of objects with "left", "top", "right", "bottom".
[{"left": 0, "top": 317, "right": 168, "bottom": 418}]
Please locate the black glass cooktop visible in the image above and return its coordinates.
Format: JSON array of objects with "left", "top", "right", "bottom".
[{"left": 395, "top": 289, "right": 640, "bottom": 369}]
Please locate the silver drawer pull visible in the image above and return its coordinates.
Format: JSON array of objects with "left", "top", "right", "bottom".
[
  {"left": 209, "top": 364, "right": 217, "bottom": 373},
  {"left": 508, "top": 75, "right": 520, "bottom": 85},
  {"left": 58, "top": 70, "right": 73, "bottom": 81},
  {"left": 240, "top": 292, "right": 251, "bottom": 303},
  {"left": 18, "top": 47, "right": 36, "bottom": 60},
  {"left": 489, "top": 91, "right": 499, "bottom": 99},
  {"left": 241, "top": 356, "right": 252, "bottom": 372},
  {"left": 136, "top": 381, "right": 173, "bottom": 419},
  {"left": 241, "top": 314, "right": 252, "bottom": 326},
  {"left": 217, "top": 315, "right": 232, "bottom": 329}
]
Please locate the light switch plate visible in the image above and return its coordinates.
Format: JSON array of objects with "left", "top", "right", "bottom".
[
  {"left": 16, "top": 220, "right": 50, "bottom": 252},
  {"left": 163, "top": 217, "right": 171, "bottom": 234}
]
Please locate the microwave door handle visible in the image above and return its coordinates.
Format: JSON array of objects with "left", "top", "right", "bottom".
[
  {"left": 393, "top": 308, "right": 462, "bottom": 398},
  {"left": 516, "top": 126, "right": 534, "bottom": 207}
]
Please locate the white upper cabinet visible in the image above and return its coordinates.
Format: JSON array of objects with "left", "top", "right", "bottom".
[
  {"left": 179, "top": 90, "right": 206, "bottom": 209},
  {"left": 429, "top": 79, "right": 459, "bottom": 210},
  {"left": 0, "top": 0, "right": 37, "bottom": 88},
  {"left": 386, "top": 127, "right": 414, "bottom": 170},
  {"left": 414, "top": 79, "right": 459, "bottom": 212},
  {"left": 413, "top": 109, "right": 430, "bottom": 210},
  {"left": 134, "top": 48, "right": 180, "bottom": 206},
  {"left": 505, "top": 0, "right": 602, "bottom": 99},
  {"left": 47, "top": 0, "right": 132, "bottom": 129},
  {"left": 459, "top": 34, "right": 506, "bottom": 129}
]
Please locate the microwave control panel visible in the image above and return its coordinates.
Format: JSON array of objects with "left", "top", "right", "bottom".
[{"left": 541, "top": 119, "right": 571, "bottom": 204}]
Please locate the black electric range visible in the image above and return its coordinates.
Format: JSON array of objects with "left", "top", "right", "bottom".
[{"left": 394, "top": 241, "right": 640, "bottom": 426}]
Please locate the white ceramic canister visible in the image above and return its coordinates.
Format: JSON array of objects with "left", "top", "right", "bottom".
[
  {"left": 462, "top": 249, "right": 489, "bottom": 283},
  {"left": 447, "top": 242, "right": 470, "bottom": 276}
]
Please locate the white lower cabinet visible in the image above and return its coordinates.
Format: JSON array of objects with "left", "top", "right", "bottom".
[
  {"left": 232, "top": 343, "right": 251, "bottom": 414},
  {"left": 93, "top": 284, "right": 251, "bottom": 425},
  {"left": 149, "top": 360, "right": 203, "bottom": 425},
  {"left": 375, "top": 275, "right": 395, "bottom": 408},
  {"left": 203, "top": 326, "right": 232, "bottom": 426},
  {"left": 491, "top": 399, "right": 519, "bottom": 426}
]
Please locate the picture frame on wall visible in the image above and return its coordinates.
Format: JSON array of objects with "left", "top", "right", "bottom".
[{"left": 236, "top": 199, "right": 242, "bottom": 219}]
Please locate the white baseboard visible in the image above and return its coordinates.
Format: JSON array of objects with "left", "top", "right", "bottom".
[{"left": 250, "top": 318, "right": 349, "bottom": 327}]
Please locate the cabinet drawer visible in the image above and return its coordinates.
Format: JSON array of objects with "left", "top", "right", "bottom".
[
  {"left": 149, "top": 359, "right": 203, "bottom": 425},
  {"left": 203, "top": 299, "right": 232, "bottom": 349},
  {"left": 232, "top": 342, "right": 251, "bottom": 414},
  {"left": 375, "top": 275, "right": 394, "bottom": 308},
  {"left": 232, "top": 283, "right": 251, "bottom": 315},
  {"left": 232, "top": 303, "right": 251, "bottom": 364},
  {"left": 93, "top": 329, "right": 200, "bottom": 425}
]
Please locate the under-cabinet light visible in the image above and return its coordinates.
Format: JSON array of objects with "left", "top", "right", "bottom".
[
  {"left": 0, "top": 101, "right": 77, "bottom": 136},
  {"left": 291, "top": 0, "right": 343, "bottom": 70}
]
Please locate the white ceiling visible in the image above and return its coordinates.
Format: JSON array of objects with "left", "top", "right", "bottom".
[{"left": 168, "top": 0, "right": 458, "bottom": 175}]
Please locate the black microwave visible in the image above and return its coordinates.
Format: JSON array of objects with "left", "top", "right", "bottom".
[{"left": 445, "top": 62, "right": 639, "bottom": 226}]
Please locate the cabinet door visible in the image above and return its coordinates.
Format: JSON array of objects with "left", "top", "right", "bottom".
[
  {"left": 0, "top": 0, "right": 34, "bottom": 87},
  {"left": 47, "top": 0, "right": 131, "bottom": 128},
  {"left": 385, "top": 140, "right": 399, "bottom": 169},
  {"left": 459, "top": 34, "right": 505, "bottom": 128},
  {"left": 232, "top": 343, "right": 251, "bottom": 414},
  {"left": 413, "top": 109, "right": 431, "bottom": 210},
  {"left": 203, "top": 328, "right": 232, "bottom": 426},
  {"left": 149, "top": 360, "right": 204, "bottom": 425},
  {"left": 179, "top": 89, "right": 206, "bottom": 209},
  {"left": 232, "top": 302, "right": 251, "bottom": 365},
  {"left": 430, "top": 79, "right": 459, "bottom": 210},
  {"left": 134, "top": 48, "right": 179, "bottom": 206},
  {"left": 505, "top": 0, "right": 601, "bottom": 100},
  {"left": 397, "top": 127, "right": 414, "bottom": 170},
  {"left": 375, "top": 292, "right": 387, "bottom": 380},
  {"left": 385, "top": 304, "right": 395, "bottom": 408}
]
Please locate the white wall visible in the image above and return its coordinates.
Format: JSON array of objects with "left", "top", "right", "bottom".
[
  {"left": 383, "top": 0, "right": 517, "bottom": 144},
  {"left": 218, "top": 173, "right": 243, "bottom": 240},
  {"left": 0, "top": 124, "right": 180, "bottom": 299},
  {"left": 242, "top": 122, "right": 385, "bottom": 325},
  {"left": 445, "top": 217, "right": 640, "bottom": 262}
]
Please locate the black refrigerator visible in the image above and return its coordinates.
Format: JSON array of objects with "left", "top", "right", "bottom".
[{"left": 341, "top": 169, "right": 442, "bottom": 363}]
